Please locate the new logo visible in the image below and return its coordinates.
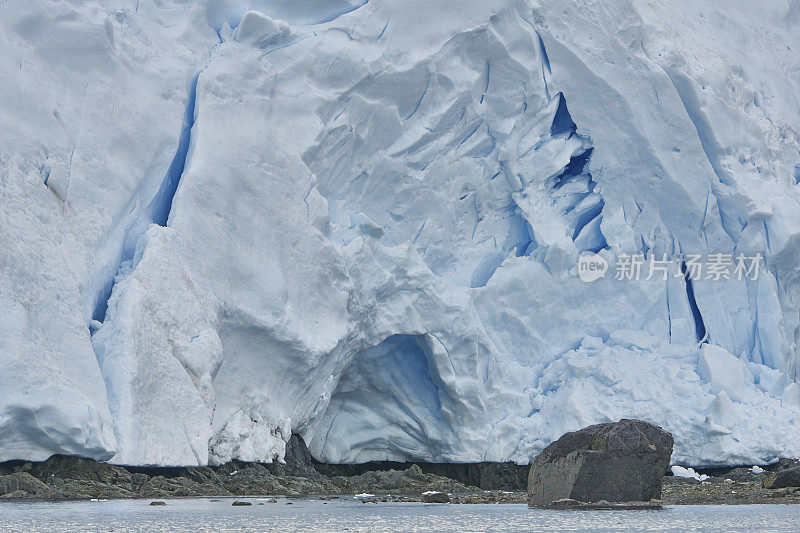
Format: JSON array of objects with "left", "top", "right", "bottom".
[{"left": 578, "top": 252, "right": 608, "bottom": 282}]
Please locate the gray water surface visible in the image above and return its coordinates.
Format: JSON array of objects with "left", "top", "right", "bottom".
[{"left": 2, "top": 498, "right": 800, "bottom": 532}]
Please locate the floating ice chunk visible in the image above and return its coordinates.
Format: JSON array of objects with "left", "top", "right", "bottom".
[
  {"left": 354, "top": 493, "right": 375, "bottom": 499},
  {"left": 697, "top": 344, "right": 753, "bottom": 400},
  {"left": 671, "top": 466, "right": 709, "bottom": 481},
  {"left": 751, "top": 465, "right": 764, "bottom": 474}
]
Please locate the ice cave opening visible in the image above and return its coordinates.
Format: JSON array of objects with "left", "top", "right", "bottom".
[{"left": 308, "top": 334, "right": 454, "bottom": 464}]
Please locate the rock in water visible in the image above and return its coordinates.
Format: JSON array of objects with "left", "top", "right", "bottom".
[
  {"left": 422, "top": 491, "right": 451, "bottom": 503},
  {"left": 527, "top": 419, "right": 673, "bottom": 507}
]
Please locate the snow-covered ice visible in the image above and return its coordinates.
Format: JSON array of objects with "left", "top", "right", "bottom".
[
  {"left": 671, "top": 466, "right": 709, "bottom": 482},
  {"left": 0, "top": 0, "right": 799, "bottom": 467}
]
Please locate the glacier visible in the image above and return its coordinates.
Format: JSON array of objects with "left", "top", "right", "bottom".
[{"left": 0, "top": 0, "right": 799, "bottom": 468}]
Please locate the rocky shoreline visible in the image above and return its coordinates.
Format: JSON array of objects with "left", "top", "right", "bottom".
[
  {"left": 1, "top": 437, "right": 799, "bottom": 505},
  {"left": 661, "top": 461, "right": 800, "bottom": 505}
]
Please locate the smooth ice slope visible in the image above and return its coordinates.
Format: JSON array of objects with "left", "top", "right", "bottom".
[{"left": 0, "top": 0, "right": 799, "bottom": 467}]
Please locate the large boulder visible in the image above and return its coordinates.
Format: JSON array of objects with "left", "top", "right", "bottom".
[{"left": 527, "top": 419, "right": 673, "bottom": 507}]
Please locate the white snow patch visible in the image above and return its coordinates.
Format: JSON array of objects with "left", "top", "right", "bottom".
[{"left": 671, "top": 466, "right": 709, "bottom": 482}]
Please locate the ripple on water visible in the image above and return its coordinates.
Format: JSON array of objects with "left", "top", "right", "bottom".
[{"left": 2, "top": 499, "right": 800, "bottom": 532}]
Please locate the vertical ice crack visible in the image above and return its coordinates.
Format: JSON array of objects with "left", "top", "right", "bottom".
[
  {"left": 150, "top": 71, "right": 199, "bottom": 227},
  {"left": 680, "top": 260, "right": 708, "bottom": 343},
  {"left": 87, "top": 72, "right": 199, "bottom": 326}
]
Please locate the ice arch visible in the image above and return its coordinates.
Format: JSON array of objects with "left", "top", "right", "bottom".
[{"left": 307, "top": 334, "right": 456, "bottom": 463}]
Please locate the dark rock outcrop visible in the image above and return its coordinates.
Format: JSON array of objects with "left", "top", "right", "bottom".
[
  {"left": 30, "top": 454, "right": 131, "bottom": 485},
  {"left": 0, "top": 438, "right": 484, "bottom": 500},
  {"left": 764, "top": 466, "right": 800, "bottom": 489},
  {"left": 0, "top": 472, "right": 53, "bottom": 498},
  {"left": 315, "top": 458, "right": 528, "bottom": 490},
  {"left": 527, "top": 419, "right": 673, "bottom": 507}
]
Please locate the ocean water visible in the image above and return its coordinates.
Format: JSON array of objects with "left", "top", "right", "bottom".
[{"left": 1, "top": 498, "right": 800, "bottom": 532}]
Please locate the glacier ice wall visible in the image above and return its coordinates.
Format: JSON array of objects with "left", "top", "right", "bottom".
[{"left": 1, "top": 0, "right": 799, "bottom": 466}]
